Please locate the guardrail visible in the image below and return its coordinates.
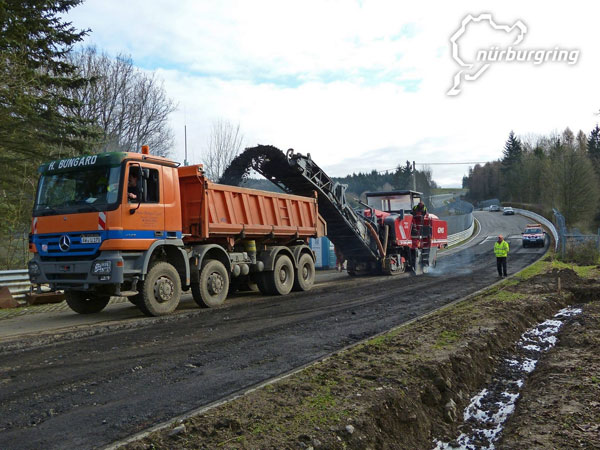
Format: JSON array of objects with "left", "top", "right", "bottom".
[
  {"left": 513, "top": 208, "right": 559, "bottom": 251},
  {"left": 447, "top": 219, "right": 475, "bottom": 246},
  {"left": 0, "top": 269, "right": 30, "bottom": 299}
]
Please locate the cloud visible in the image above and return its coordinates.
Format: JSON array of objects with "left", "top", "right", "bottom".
[{"left": 66, "top": 1, "right": 600, "bottom": 187}]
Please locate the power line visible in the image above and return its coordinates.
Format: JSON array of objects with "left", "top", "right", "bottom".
[{"left": 376, "top": 161, "right": 493, "bottom": 174}]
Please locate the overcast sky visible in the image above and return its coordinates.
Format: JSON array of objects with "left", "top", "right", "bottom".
[{"left": 66, "top": 0, "right": 600, "bottom": 187}]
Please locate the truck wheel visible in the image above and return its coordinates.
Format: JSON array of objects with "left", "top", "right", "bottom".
[
  {"left": 293, "top": 253, "right": 315, "bottom": 291},
  {"left": 65, "top": 291, "right": 110, "bottom": 314},
  {"left": 138, "top": 262, "right": 181, "bottom": 316},
  {"left": 255, "top": 272, "right": 270, "bottom": 295},
  {"left": 192, "top": 260, "right": 229, "bottom": 308},
  {"left": 266, "top": 254, "right": 294, "bottom": 295}
]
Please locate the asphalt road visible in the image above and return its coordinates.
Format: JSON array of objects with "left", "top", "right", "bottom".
[{"left": 0, "top": 212, "right": 547, "bottom": 450}]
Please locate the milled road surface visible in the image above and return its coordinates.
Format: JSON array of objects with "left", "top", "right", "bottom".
[{"left": 0, "top": 212, "right": 547, "bottom": 450}]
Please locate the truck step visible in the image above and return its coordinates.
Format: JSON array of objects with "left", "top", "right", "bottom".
[{"left": 119, "top": 290, "right": 139, "bottom": 297}]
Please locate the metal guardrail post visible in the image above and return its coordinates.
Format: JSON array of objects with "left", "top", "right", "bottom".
[{"left": 0, "top": 269, "right": 31, "bottom": 299}]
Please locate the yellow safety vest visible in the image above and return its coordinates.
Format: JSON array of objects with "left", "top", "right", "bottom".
[{"left": 494, "top": 240, "right": 509, "bottom": 257}]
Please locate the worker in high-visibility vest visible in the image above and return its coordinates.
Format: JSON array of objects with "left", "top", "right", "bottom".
[
  {"left": 494, "top": 234, "right": 510, "bottom": 277},
  {"left": 412, "top": 201, "right": 427, "bottom": 216}
]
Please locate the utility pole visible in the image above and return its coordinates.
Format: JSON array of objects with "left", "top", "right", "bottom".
[
  {"left": 184, "top": 124, "right": 188, "bottom": 167},
  {"left": 412, "top": 161, "right": 416, "bottom": 191}
]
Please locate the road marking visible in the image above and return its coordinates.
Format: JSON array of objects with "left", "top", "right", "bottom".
[{"left": 478, "top": 236, "right": 496, "bottom": 245}]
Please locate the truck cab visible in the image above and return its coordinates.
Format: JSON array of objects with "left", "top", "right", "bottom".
[
  {"left": 365, "top": 190, "right": 421, "bottom": 215},
  {"left": 28, "top": 148, "right": 189, "bottom": 315}
]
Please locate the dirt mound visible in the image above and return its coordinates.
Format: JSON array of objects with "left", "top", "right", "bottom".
[
  {"left": 517, "top": 268, "right": 583, "bottom": 294},
  {"left": 219, "top": 145, "right": 288, "bottom": 186}
]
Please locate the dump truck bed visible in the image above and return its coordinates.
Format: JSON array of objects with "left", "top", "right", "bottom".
[{"left": 178, "top": 165, "right": 324, "bottom": 241}]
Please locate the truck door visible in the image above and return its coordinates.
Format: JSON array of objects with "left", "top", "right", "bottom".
[{"left": 122, "top": 162, "right": 165, "bottom": 245}]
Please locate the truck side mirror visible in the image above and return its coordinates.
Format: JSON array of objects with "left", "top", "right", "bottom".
[{"left": 142, "top": 168, "right": 150, "bottom": 179}]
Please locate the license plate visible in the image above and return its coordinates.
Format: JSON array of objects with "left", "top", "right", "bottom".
[{"left": 81, "top": 235, "right": 101, "bottom": 244}]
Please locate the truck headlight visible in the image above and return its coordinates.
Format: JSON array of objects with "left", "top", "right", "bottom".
[
  {"left": 28, "top": 261, "right": 41, "bottom": 276},
  {"left": 92, "top": 260, "right": 112, "bottom": 275}
]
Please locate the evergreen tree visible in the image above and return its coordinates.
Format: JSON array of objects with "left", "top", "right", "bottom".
[
  {"left": 394, "top": 160, "right": 413, "bottom": 190},
  {"left": 0, "top": 0, "right": 94, "bottom": 268},
  {"left": 500, "top": 131, "right": 523, "bottom": 201},
  {"left": 587, "top": 124, "right": 600, "bottom": 164},
  {"left": 501, "top": 131, "right": 523, "bottom": 169},
  {"left": 0, "top": 0, "right": 95, "bottom": 164}
]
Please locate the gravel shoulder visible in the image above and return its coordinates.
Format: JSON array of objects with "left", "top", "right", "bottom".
[{"left": 123, "top": 258, "right": 600, "bottom": 449}]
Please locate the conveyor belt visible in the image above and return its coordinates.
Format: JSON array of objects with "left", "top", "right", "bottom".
[{"left": 219, "top": 145, "right": 379, "bottom": 261}]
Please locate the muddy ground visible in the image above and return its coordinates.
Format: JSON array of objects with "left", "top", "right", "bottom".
[
  {"left": 125, "top": 259, "right": 600, "bottom": 449},
  {"left": 0, "top": 213, "right": 543, "bottom": 450}
]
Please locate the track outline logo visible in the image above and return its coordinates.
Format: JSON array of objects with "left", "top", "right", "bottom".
[{"left": 447, "top": 13, "right": 579, "bottom": 96}]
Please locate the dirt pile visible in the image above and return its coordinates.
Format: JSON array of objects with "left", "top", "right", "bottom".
[{"left": 124, "top": 263, "right": 600, "bottom": 449}]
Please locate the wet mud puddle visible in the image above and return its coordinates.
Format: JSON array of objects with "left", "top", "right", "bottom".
[{"left": 434, "top": 306, "right": 582, "bottom": 450}]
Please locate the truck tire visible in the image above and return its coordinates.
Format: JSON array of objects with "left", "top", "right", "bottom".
[
  {"left": 138, "top": 262, "right": 182, "bottom": 316},
  {"left": 266, "top": 254, "right": 294, "bottom": 295},
  {"left": 192, "top": 260, "right": 229, "bottom": 308},
  {"left": 255, "top": 272, "right": 270, "bottom": 295},
  {"left": 293, "top": 253, "right": 315, "bottom": 291},
  {"left": 65, "top": 291, "right": 110, "bottom": 314}
]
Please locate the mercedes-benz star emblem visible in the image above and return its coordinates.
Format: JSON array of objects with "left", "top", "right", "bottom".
[{"left": 59, "top": 235, "right": 71, "bottom": 252}]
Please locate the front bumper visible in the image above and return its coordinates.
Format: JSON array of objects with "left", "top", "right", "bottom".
[
  {"left": 523, "top": 237, "right": 544, "bottom": 246},
  {"left": 28, "top": 251, "right": 125, "bottom": 291}
]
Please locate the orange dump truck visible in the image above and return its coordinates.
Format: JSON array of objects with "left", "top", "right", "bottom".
[{"left": 28, "top": 147, "right": 324, "bottom": 316}]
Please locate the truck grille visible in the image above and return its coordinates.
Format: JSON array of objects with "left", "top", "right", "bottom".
[{"left": 34, "top": 232, "right": 104, "bottom": 258}]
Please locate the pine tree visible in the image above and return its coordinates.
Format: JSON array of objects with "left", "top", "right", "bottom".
[
  {"left": 500, "top": 131, "right": 523, "bottom": 202},
  {"left": 0, "top": 0, "right": 95, "bottom": 268},
  {"left": 501, "top": 131, "right": 523, "bottom": 169},
  {"left": 0, "top": 0, "right": 96, "bottom": 164},
  {"left": 587, "top": 124, "right": 600, "bottom": 163}
]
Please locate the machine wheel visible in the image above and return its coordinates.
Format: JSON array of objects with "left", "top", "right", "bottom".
[
  {"left": 293, "top": 253, "right": 315, "bottom": 291},
  {"left": 65, "top": 291, "right": 110, "bottom": 314},
  {"left": 265, "top": 254, "right": 294, "bottom": 295},
  {"left": 192, "top": 260, "right": 229, "bottom": 308},
  {"left": 138, "top": 262, "right": 182, "bottom": 316}
]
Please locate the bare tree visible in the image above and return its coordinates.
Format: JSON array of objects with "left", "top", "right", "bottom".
[
  {"left": 201, "top": 119, "right": 244, "bottom": 181},
  {"left": 63, "top": 46, "right": 176, "bottom": 157}
]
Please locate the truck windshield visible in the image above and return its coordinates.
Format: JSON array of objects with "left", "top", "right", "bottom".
[
  {"left": 34, "top": 165, "right": 122, "bottom": 216},
  {"left": 367, "top": 195, "right": 414, "bottom": 212},
  {"left": 525, "top": 228, "right": 542, "bottom": 234}
]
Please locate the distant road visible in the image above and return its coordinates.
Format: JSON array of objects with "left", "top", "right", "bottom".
[{"left": 430, "top": 193, "right": 457, "bottom": 208}]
